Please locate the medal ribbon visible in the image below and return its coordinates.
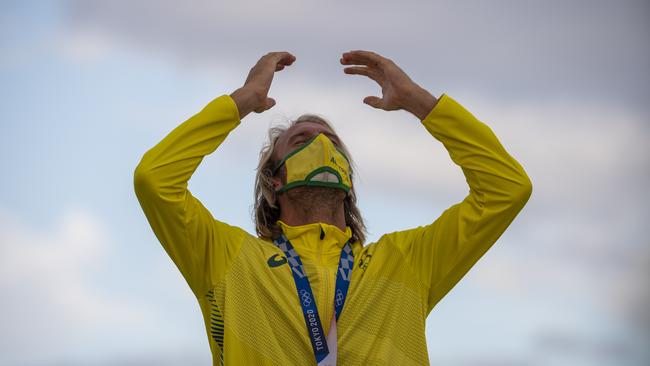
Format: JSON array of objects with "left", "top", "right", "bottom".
[{"left": 273, "top": 233, "right": 354, "bottom": 364}]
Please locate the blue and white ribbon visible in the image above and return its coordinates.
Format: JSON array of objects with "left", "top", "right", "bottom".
[{"left": 273, "top": 234, "right": 354, "bottom": 364}]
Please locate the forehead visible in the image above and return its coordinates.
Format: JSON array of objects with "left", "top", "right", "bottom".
[
  {"left": 287, "top": 120, "right": 335, "bottom": 136},
  {"left": 278, "top": 121, "right": 338, "bottom": 144}
]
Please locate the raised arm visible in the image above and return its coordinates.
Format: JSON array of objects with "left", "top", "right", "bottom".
[
  {"left": 341, "top": 50, "right": 533, "bottom": 314},
  {"left": 134, "top": 51, "right": 296, "bottom": 296}
]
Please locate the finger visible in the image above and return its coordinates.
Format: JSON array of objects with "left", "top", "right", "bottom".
[
  {"left": 363, "top": 96, "right": 384, "bottom": 109},
  {"left": 343, "top": 66, "right": 379, "bottom": 82},
  {"left": 275, "top": 64, "right": 285, "bottom": 71},
  {"left": 341, "top": 50, "right": 384, "bottom": 67},
  {"left": 270, "top": 51, "right": 296, "bottom": 66},
  {"left": 265, "top": 97, "right": 276, "bottom": 109},
  {"left": 261, "top": 52, "right": 295, "bottom": 71}
]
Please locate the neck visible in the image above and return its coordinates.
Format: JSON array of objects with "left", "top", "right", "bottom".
[{"left": 278, "top": 186, "right": 347, "bottom": 232}]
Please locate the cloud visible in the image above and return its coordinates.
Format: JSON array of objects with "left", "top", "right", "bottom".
[
  {"left": 0, "top": 205, "right": 152, "bottom": 364},
  {"left": 444, "top": 327, "right": 649, "bottom": 366},
  {"left": 58, "top": 0, "right": 650, "bottom": 106},
  {"left": 531, "top": 328, "right": 650, "bottom": 365},
  {"left": 55, "top": 27, "right": 117, "bottom": 65}
]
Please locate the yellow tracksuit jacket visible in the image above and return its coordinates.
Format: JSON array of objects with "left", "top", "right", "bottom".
[{"left": 133, "top": 93, "right": 532, "bottom": 365}]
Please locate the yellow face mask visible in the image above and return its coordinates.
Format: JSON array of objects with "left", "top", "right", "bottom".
[{"left": 273, "top": 133, "right": 352, "bottom": 194}]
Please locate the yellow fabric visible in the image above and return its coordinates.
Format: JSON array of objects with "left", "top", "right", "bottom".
[
  {"left": 134, "top": 93, "right": 532, "bottom": 365},
  {"left": 278, "top": 132, "right": 352, "bottom": 193}
]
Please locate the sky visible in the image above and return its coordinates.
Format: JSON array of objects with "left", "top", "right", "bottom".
[{"left": 0, "top": 0, "right": 649, "bottom": 365}]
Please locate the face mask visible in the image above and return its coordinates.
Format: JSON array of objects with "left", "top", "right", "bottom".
[{"left": 273, "top": 133, "right": 352, "bottom": 194}]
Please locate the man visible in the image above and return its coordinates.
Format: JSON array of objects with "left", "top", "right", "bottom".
[{"left": 134, "top": 50, "right": 532, "bottom": 365}]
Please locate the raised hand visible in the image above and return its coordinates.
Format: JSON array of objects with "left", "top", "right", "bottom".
[
  {"left": 341, "top": 50, "right": 438, "bottom": 120},
  {"left": 230, "top": 51, "right": 296, "bottom": 119}
]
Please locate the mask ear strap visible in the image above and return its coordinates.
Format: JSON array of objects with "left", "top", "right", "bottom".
[{"left": 272, "top": 158, "right": 286, "bottom": 176}]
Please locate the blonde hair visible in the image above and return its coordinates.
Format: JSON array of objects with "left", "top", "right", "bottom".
[{"left": 253, "top": 114, "right": 367, "bottom": 244}]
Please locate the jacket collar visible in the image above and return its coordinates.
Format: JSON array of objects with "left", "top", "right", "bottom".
[{"left": 276, "top": 220, "right": 354, "bottom": 265}]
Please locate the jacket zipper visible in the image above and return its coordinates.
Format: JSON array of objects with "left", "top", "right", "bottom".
[{"left": 319, "top": 225, "right": 331, "bottom": 335}]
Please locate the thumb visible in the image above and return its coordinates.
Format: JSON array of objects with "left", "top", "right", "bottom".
[
  {"left": 253, "top": 97, "right": 276, "bottom": 113},
  {"left": 363, "top": 96, "right": 383, "bottom": 109}
]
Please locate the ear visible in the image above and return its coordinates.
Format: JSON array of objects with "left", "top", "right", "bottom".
[{"left": 271, "top": 176, "right": 282, "bottom": 190}]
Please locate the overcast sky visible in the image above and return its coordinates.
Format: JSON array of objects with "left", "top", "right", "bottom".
[{"left": 1, "top": 1, "right": 649, "bottom": 365}]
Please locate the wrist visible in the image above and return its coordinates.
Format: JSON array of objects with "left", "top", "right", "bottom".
[
  {"left": 229, "top": 87, "right": 261, "bottom": 119},
  {"left": 404, "top": 87, "right": 438, "bottom": 120}
]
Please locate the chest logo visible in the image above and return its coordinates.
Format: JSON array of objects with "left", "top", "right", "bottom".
[
  {"left": 267, "top": 254, "right": 288, "bottom": 268},
  {"left": 358, "top": 252, "right": 372, "bottom": 271}
]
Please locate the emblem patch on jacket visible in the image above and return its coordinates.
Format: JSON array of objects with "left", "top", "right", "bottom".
[{"left": 267, "top": 254, "right": 288, "bottom": 268}]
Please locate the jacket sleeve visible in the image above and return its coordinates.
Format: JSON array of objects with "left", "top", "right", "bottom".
[
  {"left": 383, "top": 93, "right": 533, "bottom": 315},
  {"left": 133, "top": 94, "right": 248, "bottom": 296}
]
